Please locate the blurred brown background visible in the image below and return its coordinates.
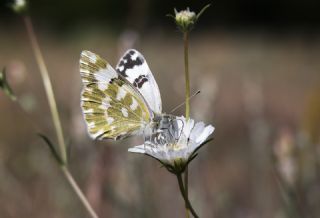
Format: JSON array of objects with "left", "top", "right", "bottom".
[{"left": 1, "top": 0, "right": 320, "bottom": 217}]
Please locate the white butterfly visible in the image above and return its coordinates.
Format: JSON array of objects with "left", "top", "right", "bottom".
[
  {"left": 116, "top": 49, "right": 162, "bottom": 114},
  {"left": 80, "top": 49, "right": 172, "bottom": 140}
]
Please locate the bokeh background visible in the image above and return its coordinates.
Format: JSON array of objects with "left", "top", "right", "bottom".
[{"left": 1, "top": 0, "right": 320, "bottom": 217}]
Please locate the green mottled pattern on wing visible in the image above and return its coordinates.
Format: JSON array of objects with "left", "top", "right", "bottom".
[{"left": 80, "top": 51, "right": 151, "bottom": 140}]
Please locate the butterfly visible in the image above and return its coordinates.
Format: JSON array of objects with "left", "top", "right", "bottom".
[{"left": 80, "top": 49, "right": 174, "bottom": 140}]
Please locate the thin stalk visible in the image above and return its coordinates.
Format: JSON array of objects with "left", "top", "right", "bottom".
[
  {"left": 23, "top": 16, "right": 67, "bottom": 164},
  {"left": 183, "top": 31, "right": 190, "bottom": 218},
  {"left": 272, "top": 167, "right": 302, "bottom": 218},
  {"left": 177, "top": 173, "right": 199, "bottom": 218},
  {"left": 184, "top": 32, "right": 190, "bottom": 119},
  {"left": 23, "top": 15, "right": 99, "bottom": 218},
  {"left": 62, "top": 166, "right": 98, "bottom": 218}
]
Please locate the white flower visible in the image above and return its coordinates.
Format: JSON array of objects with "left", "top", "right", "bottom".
[
  {"left": 12, "top": 0, "right": 27, "bottom": 13},
  {"left": 129, "top": 116, "right": 214, "bottom": 173},
  {"left": 173, "top": 8, "right": 197, "bottom": 32},
  {"left": 175, "top": 8, "right": 196, "bottom": 24},
  {"left": 170, "top": 5, "right": 210, "bottom": 32},
  {"left": 15, "top": 0, "right": 26, "bottom": 7}
]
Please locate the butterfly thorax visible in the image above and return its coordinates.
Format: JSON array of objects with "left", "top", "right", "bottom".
[{"left": 144, "top": 114, "right": 182, "bottom": 146}]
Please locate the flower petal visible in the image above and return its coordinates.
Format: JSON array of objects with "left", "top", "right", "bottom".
[
  {"left": 190, "top": 121, "right": 205, "bottom": 142},
  {"left": 196, "top": 125, "right": 215, "bottom": 144},
  {"left": 177, "top": 116, "right": 195, "bottom": 138},
  {"left": 184, "top": 118, "right": 195, "bottom": 138},
  {"left": 128, "top": 144, "right": 146, "bottom": 154}
]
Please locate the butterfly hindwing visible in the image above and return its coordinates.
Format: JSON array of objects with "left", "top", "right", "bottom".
[
  {"left": 116, "top": 49, "right": 162, "bottom": 114},
  {"left": 80, "top": 51, "right": 152, "bottom": 140}
]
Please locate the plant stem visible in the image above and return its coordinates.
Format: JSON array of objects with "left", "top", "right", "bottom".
[
  {"left": 183, "top": 31, "right": 191, "bottom": 218},
  {"left": 23, "top": 16, "right": 67, "bottom": 164},
  {"left": 62, "top": 166, "right": 99, "bottom": 218},
  {"left": 184, "top": 32, "right": 190, "bottom": 119},
  {"left": 177, "top": 173, "right": 199, "bottom": 218},
  {"left": 23, "top": 15, "right": 99, "bottom": 218}
]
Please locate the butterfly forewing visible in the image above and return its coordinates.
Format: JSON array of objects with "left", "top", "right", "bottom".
[
  {"left": 116, "top": 49, "right": 162, "bottom": 114},
  {"left": 80, "top": 51, "right": 151, "bottom": 140}
]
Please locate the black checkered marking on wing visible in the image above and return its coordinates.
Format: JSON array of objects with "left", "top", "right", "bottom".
[
  {"left": 133, "top": 75, "right": 148, "bottom": 88},
  {"left": 116, "top": 50, "right": 144, "bottom": 77}
]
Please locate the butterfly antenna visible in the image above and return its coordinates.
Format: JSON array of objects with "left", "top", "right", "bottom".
[{"left": 170, "top": 90, "right": 201, "bottom": 113}]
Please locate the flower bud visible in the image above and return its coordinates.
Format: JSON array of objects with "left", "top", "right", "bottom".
[
  {"left": 169, "top": 4, "right": 211, "bottom": 33},
  {"left": 11, "top": 0, "right": 28, "bottom": 14},
  {"left": 174, "top": 8, "right": 197, "bottom": 32}
]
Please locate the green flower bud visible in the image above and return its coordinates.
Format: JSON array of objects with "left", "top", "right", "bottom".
[
  {"left": 11, "top": 0, "right": 28, "bottom": 14},
  {"left": 174, "top": 8, "right": 197, "bottom": 32},
  {"left": 168, "top": 4, "right": 211, "bottom": 33}
]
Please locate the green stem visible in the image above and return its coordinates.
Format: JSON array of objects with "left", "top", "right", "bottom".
[
  {"left": 23, "top": 15, "right": 99, "bottom": 218},
  {"left": 177, "top": 173, "right": 199, "bottom": 218},
  {"left": 23, "top": 16, "right": 67, "bottom": 164},
  {"left": 184, "top": 32, "right": 190, "bottom": 119},
  {"left": 61, "top": 166, "right": 99, "bottom": 218},
  {"left": 183, "top": 31, "right": 191, "bottom": 218}
]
